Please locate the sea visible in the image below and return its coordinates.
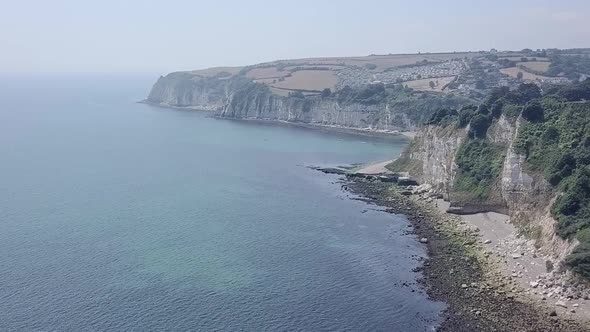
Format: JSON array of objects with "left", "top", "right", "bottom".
[{"left": 0, "top": 74, "right": 444, "bottom": 331}]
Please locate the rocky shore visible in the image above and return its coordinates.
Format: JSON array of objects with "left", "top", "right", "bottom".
[
  {"left": 340, "top": 176, "right": 590, "bottom": 332},
  {"left": 213, "top": 116, "right": 416, "bottom": 140}
]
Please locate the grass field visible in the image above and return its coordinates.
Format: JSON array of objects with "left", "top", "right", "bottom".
[
  {"left": 498, "top": 56, "right": 549, "bottom": 62},
  {"left": 243, "top": 53, "right": 477, "bottom": 95},
  {"left": 517, "top": 61, "right": 550, "bottom": 73},
  {"left": 284, "top": 65, "right": 346, "bottom": 71},
  {"left": 500, "top": 67, "right": 551, "bottom": 81},
  {"left": 186, "top": 52, "right": 556, "bottom": 97},
  {"left": 260, "top": 52, "right": 478, "bottom": 72},
  {"left": 269, "top": 70, "right": 338, "bottom": 91},
  {"left": 246, "top": 67, "right": 291, "bottom": 79},
  {"left": 190, "top": 66, "right": 243, "bottom": 77},
  {"left": 326, "top": 53, "right": 476, "bottom": 71}
]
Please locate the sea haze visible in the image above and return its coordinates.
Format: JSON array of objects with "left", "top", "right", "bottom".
[{"left": 0, "top": 74, "right": 444, "bottom": 331}]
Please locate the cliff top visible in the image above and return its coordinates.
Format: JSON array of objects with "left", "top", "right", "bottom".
[{"left": 176, "top": 48, "right": 590, "bottom": 98}]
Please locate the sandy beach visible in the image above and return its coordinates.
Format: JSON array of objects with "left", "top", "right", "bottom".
[{"left": 356, "top": 159, "right": 394, "bottom": 175}]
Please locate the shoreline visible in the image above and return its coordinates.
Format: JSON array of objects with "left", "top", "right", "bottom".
[
  {"left": 217, "top": 116, "right": 416, "bottom": 140},
  {"left": 341, "top": 177, "right": 589, "bottom": 331},
  {"left": 138, "top": 100, "right": 415, "bottom": 141}
]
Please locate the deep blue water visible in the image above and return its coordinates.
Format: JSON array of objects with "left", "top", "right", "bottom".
[{"left": 0, "top": 74, "right": 443, "bottom": 331}]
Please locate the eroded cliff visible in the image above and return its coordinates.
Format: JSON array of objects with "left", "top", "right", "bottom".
[
  {"left": 144, "top": 71, "right": 469, "bottom": 131},
  {"left": 389, "top": 82, "right": 590, "bottom": 276}
]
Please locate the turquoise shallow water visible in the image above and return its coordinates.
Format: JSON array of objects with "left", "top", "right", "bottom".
[{"left": 0, "top": 74, "right": 443, "bottom": 331}]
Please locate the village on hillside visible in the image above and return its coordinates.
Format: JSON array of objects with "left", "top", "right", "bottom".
[{"left": 192, "top": 48, "right": 590, "bottom": 100}]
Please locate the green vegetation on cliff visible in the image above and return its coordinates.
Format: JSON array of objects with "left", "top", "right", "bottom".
[
  {"left": 546, "top": 54, "right": 590, "bottom": 80},
  {"left": 423, "top": 84, "right": 541, "bottom": 203},
  {"left": 454, "top": 140, "right": 505, "bottom": 200},
  {"left": 335, "top": 83, "right": 471, "bottom": 125},
  {"left": 511, "top": 80, "right": 590, "bottom": 278},
  {"left": 418, "top": 80, "right": 590, "bottom": 278}
]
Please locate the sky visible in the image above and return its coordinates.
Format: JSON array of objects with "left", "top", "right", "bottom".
[{"left": 0, "top": 0, "right": 589, "bottom": 74}]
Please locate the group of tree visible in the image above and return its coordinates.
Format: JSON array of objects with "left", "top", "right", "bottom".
[{"left": 546, "top": 54, "right": 590, "bottom": 80}]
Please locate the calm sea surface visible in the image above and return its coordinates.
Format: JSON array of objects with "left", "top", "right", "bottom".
[{"left": 0, "top": 74, "right": 443, "bottom": 331}]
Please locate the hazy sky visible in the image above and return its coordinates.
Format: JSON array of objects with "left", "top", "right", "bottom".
[{"left": 1, "top": 0, "right": 588, "bottom": 74}]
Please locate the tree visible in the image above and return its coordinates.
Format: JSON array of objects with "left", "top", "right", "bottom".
[
  {"left": 511, "top": 83, "right": 541, "bottom": 104},
  {"left": 458, "top": 105, "right": 477, "bottom": 128},
  {"left": 475, "top": 80, "right": 486, "bottom": 90},
  {"left": 416, "top": 74, "right": 422, "bottom": 80},
  {"left": 426, "top": 108, "right": 458, "bottom": 125},
  {"left": 468, "top": 114, "right": 491, "bottom": 139},
  {"left": 288, "top": 91, "right": 305, "bottom": 99},
  {"left": 321, "top": 88, "right": 332, "bottom": 98},
  {"left": 521, "top": 100, "right": 544, "bottom": 122},
  {"left": 487, "top": 86, "right": 510, "bottom": 104},
  {"left": 429, "top": 81, "right": 435, "bottom": 89},
  {"left": 478, "top": 104, "right": 490, "bottom": 116},
  {"left": 517, "top": 71, "right": 524, "bottom": 80},
  {"left": 490, "top": 101, "right": 504, "bottom": 118}
]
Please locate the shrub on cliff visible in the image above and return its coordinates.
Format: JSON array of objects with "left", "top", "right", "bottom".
[
  {"left": 506, "top": 83, "right": 541, "bottom": 104},
  {"left": 566, "top": 243, "right": 590, "bottom": 279},
  {"left": 457, "top": 105, "right": 477, "bottom": 128},
  {"left": 426, "top": 108, "right": 458, "bottom": 126},
  {"left": 521, "top": 100, "right": 545, "bottom": 122},
  {"left": 454, "top": 140, "right": 505, "bottom": 200},
  {"left": 418, "top": 78, "right": 590, "bottom": 279},
  {"left": 548, "top": 78, "right": 590, "bottom": 101},
  {"left": 288, "top": 91, "right": 305, "bottom": 99},
  {"left": 512, "top": 80, "right": 590, "bottom": 278},
  {"left": 553, "top": 166, "right": 590, "bottom": 238},
  {"left": 468, "top": 114, "right": 492, "bottom": 139},
  {"left": 334, "top": 83, "right": 386, "bottom": 105}
]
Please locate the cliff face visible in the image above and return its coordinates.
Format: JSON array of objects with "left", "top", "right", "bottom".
[
  {"left": 146, "top": 72, "right": 249, "bottom": 111},
  {"left": 393, "top": 115, "right": 576, "bottom": 259},
  {"left": 400, "top": 125, "right": 466, "bottom": 193},
  {"left": 144, "top": 72, "right": 468, "bottom": 131},
  {"left": 217, "top": 83, "right": 413, "bottom": 131}
]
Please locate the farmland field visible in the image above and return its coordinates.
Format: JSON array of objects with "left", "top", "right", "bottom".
[
  {"left": 269, "top": 70, "right": 338, "bottom": 92},
  {"left": 191, "top": 66, "right": 243, "bottom": 77},
  {"left": 246, "top": 67, "right": 291, "bottom": 79},
  {"left": 258, "top": 53, "right": 478, "bottom": 72},
  {"left": 498, "top": 56, "right": 549, "bottom": 62},
  {"left": 500, "top": 67, "right": 551, "bottom": 80},
  {"left": 517, "top": 61, "right": 550, "bottom": 73}
]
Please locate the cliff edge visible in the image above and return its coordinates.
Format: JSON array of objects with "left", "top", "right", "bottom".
[{"left": 389, "top": 80, "right": 590, "bottom": 279}]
